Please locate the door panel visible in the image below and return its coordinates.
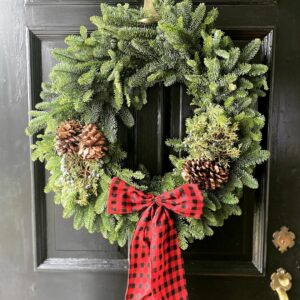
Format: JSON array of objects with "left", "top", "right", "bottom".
[
  {"left": 1, "top": 0, "right": 300, "bottom": 299},
  {"left": 29, "top": 27, "right": 272, "bottom": 276}
]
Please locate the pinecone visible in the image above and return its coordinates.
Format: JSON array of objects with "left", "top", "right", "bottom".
[
  {"left": 181, "top": 158, "right": 229, "bottom": 191},
  {"left": 78, "top": 124, "right": 107, "bottom": 160},
  {"left": 56, "top": 120, "right": 82, "bottom": 156}
]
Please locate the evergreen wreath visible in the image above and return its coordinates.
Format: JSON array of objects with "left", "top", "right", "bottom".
[{"left": 26, "top": 0, "right": 270, "bottom": 250}]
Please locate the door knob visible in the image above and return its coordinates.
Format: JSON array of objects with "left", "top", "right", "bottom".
[{"left": 270, "top": 268, "right": 292, "bottom": 300}]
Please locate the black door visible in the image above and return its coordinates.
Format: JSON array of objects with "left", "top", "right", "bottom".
[{"left": 0, "top": 0, "right": 299, "bottom": 299}]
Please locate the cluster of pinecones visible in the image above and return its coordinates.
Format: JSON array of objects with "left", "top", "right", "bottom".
[
  {"left": 55, "top": 120, "right": 107, "bottom": 160},
  {"left": 182, "top": 158, "right": 229, "bottom": 191}
]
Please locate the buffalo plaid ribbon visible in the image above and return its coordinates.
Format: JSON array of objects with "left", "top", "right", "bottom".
[{"left": 107, "top": 177, "right": 204, "bottom": 300}]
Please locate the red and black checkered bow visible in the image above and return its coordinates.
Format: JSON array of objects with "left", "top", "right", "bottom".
[{"left": 107, "top": 177, "right": 204, "bottom": 300}]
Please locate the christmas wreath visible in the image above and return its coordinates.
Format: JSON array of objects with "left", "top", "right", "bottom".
[{"left": 27, "top": 0, "right": 270, "bottom": 251}]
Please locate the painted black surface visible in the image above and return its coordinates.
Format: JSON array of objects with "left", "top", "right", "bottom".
[{"left": 0, "top": 0, "right": 300, "bottom": 299}]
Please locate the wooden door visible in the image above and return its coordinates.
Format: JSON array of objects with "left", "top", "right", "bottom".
[{"left": 0, "top": 0, "right": 299, "bottom": 299}]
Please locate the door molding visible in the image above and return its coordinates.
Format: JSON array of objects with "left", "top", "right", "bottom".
[
  {"left": 24, "top": 0, "right": 277, "bottom": 6},
  {"left": 26, "top": 26, "right": 274, "bottom": 275}
]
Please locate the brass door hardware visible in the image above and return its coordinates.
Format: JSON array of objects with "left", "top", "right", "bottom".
[
  {"left": 270, "top": 268, "right": 292, "bottom": 300},
  {"left": 139, "top": 0, "right": 159, "bottom": 24},
  {"left": 272, "top": 226, "right": 295, "bottom": 253}
]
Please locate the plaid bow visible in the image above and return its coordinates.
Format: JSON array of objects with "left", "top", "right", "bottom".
[{"left": 107, "top": 177, "right": 204, "bottom": 300}]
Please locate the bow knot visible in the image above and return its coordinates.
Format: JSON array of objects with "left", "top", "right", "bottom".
[{"left": 107, "top": 177, "right": 204, "bottom": 300}]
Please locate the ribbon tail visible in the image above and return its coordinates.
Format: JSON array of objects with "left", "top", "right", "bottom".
[
  {"left": 151, "top": 206, "right": 188, "bottom": 300},
  {"left": 126, "top": 206, "right": 154, "bottom": 300}
]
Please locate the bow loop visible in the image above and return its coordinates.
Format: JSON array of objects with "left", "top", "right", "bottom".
[{"left": 107, "top": 177, "right": 154, "bottom": 215}]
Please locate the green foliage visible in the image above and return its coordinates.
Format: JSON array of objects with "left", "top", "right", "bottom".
[
  {"left": 26, "top": 0, "right": 269, "bottom": 249},
  {"left": 240, "top": 38, "right": 261, "bottom": 62},
  {"left": 118, "top": 106, "right": 135, "bottom": 128},
  {"left": 184, "top": 104, "right": 240, "bottom": 166}
]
